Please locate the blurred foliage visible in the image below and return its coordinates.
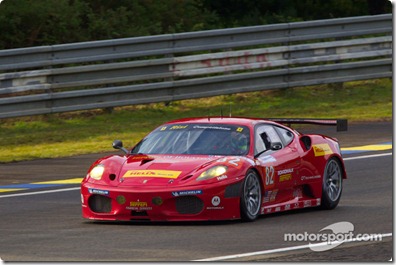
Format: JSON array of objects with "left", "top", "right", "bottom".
[{"left": 0, "top": 0, "right": 391, "bottom": 49}]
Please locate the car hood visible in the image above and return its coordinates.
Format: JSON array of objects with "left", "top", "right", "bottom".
[{"left": 116, "top": 154, "right": 222, "bottom": 186}]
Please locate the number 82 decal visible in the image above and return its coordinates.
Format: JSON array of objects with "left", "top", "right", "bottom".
[{"left": 265, "top": 166, "right": 274, "bottom": 186}]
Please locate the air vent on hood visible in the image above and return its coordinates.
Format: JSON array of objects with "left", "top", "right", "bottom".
[{"left": 180, "top": 175, "right": 194, "bottom": 181}]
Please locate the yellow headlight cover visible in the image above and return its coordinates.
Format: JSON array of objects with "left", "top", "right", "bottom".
[
  {"left": 197, "top": 166, "right": 227, "bottom": 181},
  {"left": 90, "top": 164, "right": 105, "bottom": 180}
]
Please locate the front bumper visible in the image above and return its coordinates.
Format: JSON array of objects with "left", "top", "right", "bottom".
[{"left": 81, "top": 180, "right": 243, "bottom": 221}]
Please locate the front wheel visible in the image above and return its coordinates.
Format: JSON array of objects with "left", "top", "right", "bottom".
[
  {"left": 240, "top": 170, "right": 262, "bottom": 221},
  {"left": 321, "top": 158, "right": 343, "bottom": 209}
]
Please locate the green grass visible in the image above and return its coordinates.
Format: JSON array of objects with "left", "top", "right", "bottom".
[{"left": 0, "top": 79, "right": 392, "bottom": 163}]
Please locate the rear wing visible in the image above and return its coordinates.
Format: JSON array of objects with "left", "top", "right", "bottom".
[{"left": 267, "top": 118, "right": 348, "bottom": 132}]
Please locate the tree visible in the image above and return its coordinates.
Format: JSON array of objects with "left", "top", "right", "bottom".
[{"left": 0, "top": 0, "right": 391, "bottom": 50}]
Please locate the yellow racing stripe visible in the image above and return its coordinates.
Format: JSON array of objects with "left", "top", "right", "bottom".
[
  {"left": 341, "top": 144, "right": 392, "bottom": 152},
  {"left": 33, "top": 178, "right": 83, "bottom": 185},
  {"left": 0, "top": 188, "right": 27, "bottom": 193}
]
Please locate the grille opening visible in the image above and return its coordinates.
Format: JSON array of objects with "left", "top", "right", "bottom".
[
  {"left": 175, "top": 196, "right": 204, "bottom": 214},
  {"left": 225, "top": 182, "right": 242, "bottom": 198},
  {"left": 88, "top": 195, "right": 112, "bottom": 213},
  {"left": 303, "top": 185, "right": 315, "bottom": 198}
]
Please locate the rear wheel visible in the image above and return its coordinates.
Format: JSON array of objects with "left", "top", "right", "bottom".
[
  {"left": 240, "top": 170, "right": 262, "bottom": 221},
  {"left": 321, "top": 158, "right": 343, "bottom": 209}
]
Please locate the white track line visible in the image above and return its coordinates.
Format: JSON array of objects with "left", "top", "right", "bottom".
[
  {"left": 193, "top": 233, "right": 393, "bottom": 261},
  {"left": 0, "top": 187, "right": 80, "bottom": 198},
  {"left": 343, "top": 152, "right": 392, "bottom": 161}
]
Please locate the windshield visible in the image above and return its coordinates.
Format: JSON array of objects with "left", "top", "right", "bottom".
[{"left": 132, "top": 123, "right": 250, "bottom": 156}]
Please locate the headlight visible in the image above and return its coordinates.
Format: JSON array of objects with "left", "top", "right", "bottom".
[
  {"left": 197, "top": 165, "right": 227, "bottom": 181},
  {"left": 90, "top": 164, "right": 105, "bottom": 180}
]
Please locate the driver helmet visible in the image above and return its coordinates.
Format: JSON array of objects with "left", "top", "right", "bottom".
[{"left": 231, "top": 132, "right": 248, "bottom": 153}]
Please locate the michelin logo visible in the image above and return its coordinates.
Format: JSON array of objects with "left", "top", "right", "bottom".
[
  {"left": 172, "top": 190, "right": 203, "bottom": 197},
  {"left": 88, "top": 188, "right": 109, "bottom": 195}
]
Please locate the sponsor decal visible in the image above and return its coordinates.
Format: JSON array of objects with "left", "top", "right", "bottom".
[
  {"left": 216, "top": 175, "right": 228, "bottom": 181},
  {"left": 279, "top": 173, "right": 292, "bottom": 182},
  {"left": 127, "top": 206, "right": 152, "bottom": 211},
  {"left": 263, "top": 202, "right": 307, "bottom": 214},
  {"left": 207, "top": 196, "right": 224, "bottom": 210},
  {"left": 278, "top": 168, "right": 294, "bottom": 182},
  {"left": 123, "top": 170, "right": 182, "bottom": 179},
  {"left": 130, "top": 201, "right": 148, "bottom": 207},
  {"left": 313, "top": 144, "right": 333, "bottom": 156},
  {"left": 301, "top": 175, "right": 321, "bottom": 181},
  {"left": 162, "top": 155, "right": 215, "bottom": 161},
  {"left": 193, "top": 125, "right": 231, "bottom": 131},
  {"left": 260, "top": 155, "right": 277, "bottom": 163},
  {"left": 206, "top": 196, "right": 224, "bottom": 210},
  {"left": 170, "top": 125, "right": 188, "bottom": 130},
  {"left": 129, "top": 155, "right": 154, "bottom": 161},
  {"left": 127, "top": 201, "right": 152, "bottom": 211},
  {"left": 263, "top": 189, "right": 278, "bottom": 203},
  {"left": 160, "top": 126, "right": 167, "bottom": 131},
  {"left": 278, "top": 168, "right": 294, "bottom": 175},
  {"left": 217, "top": 157, "right": 242, "bottom": 168},
  {"left": 236, "top": 127, "right": 244, "bottom": 132},
  {"left": 172, "top": 190, "right": 203, "bottom": 197},
  {"left": 207, "top": 206, "right": 224, "bottom": 210},
  {"left": 88, "top": 188, "right": 109, "bottom": 195},
  {"left": 304, "top": 200, "right": 312, "bottom": 207},
  {"left": 211, "top": 196, "right": 221, "bottom": 206}
]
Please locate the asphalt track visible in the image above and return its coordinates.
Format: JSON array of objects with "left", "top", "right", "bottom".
[{"left": 0, "top": 122, "right": 393, "bottom": 262}]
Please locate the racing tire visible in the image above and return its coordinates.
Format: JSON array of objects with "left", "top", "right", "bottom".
[
  {"left": 240, "top": 170, "right": 262, "bottom": 221},
  {"left": 321, "top": 158, "right": 343, "bottom": 210}
]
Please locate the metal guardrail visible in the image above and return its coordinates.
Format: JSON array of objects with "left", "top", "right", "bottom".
[{"left": 0, "top": 14, "right": 392, "bottom": 119}]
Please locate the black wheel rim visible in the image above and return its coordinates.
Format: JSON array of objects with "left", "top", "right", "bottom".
[
  {"left": 324, "top": 160, "right": 342, "bottom": 201},
  {"left": 244, "top": 172, "right": 261, "bottom": 217}
]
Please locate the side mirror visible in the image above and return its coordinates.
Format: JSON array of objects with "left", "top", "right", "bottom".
[
  {"left": 112, "top": 140, "right": 129, "bottom": 155},
  {"left": 270, "top": 142, "right": 283, "bottom": 151}
]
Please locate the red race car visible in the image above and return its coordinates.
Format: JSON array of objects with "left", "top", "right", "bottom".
[{"left": 81, "top": 117, "right": 347, "bottom": 222}]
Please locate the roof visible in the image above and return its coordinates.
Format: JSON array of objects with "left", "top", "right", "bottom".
[{"left": 163, "top": 116, "right": 277, "bottom": 127}]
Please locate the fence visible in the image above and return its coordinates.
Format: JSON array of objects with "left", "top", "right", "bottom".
[{"left": 0, "top": 14, "right": 392, "bottom": 119}]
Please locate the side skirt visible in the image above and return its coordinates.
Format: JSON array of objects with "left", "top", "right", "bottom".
[{"left": 260, "top": 198, "right": 321, "bottom": 215}]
